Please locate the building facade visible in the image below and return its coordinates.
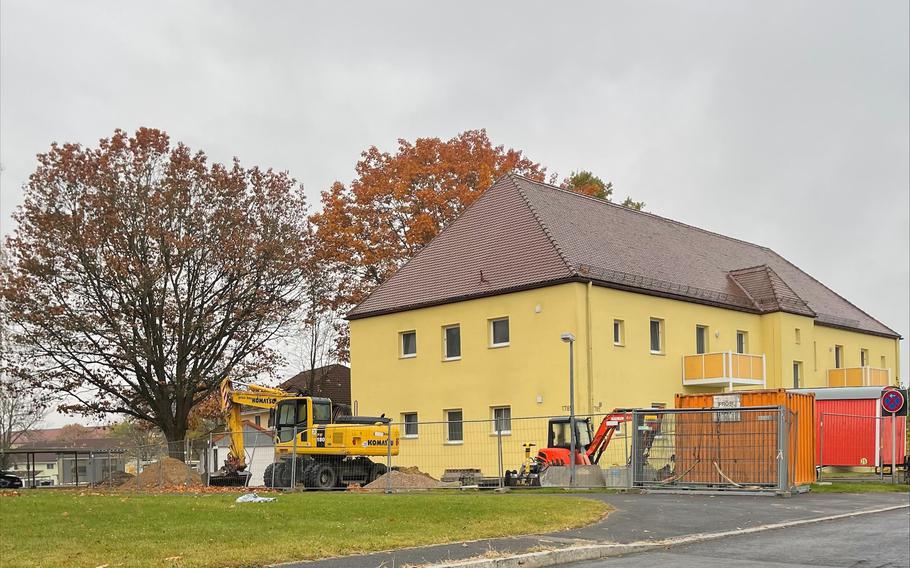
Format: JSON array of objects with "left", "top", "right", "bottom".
[{"left": 347, "top": 175, "right": 901, "bottom": 475}]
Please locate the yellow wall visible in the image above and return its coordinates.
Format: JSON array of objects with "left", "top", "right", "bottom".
[
  {"left": 349, "top": 282, "right": 901, "bottom": 477},
  {"left": 350, "top": 283, "right": 588, "bottom": 421}
]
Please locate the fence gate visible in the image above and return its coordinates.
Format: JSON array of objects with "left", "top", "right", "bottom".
[{"left": 631, "top": 406, "right": 789, "bottom": 492}]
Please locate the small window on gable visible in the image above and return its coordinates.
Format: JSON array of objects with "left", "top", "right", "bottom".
[
  {"left": 400, "top": 331, "right": 417, "bottom": 358},
  {"left": 490, "top": 318, "right": 510, "bottom": 347},
  {"left": 443, "top": 325, "right": 461, "bottom": 360},
  {"left": 736, "top": 331, "right": 748, "bottom": 354},
  {"left": 613, "top": 320, "right": 624, "bottom": 346},
  {"left": 794, "top": 328, "right": 801, "bottom": 345}
]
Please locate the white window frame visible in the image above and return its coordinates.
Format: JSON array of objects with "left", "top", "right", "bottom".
[
  {"left": 793, "top": 361, "right": 802, "bottom": 389},
  {"left": 402, "top": 412, "right": 419, "bottom": 438},
  {"left": 860, "top": 348, "right": 868, "bottom": 367},
  {"left": 736, "top": 330, "right": 748, "bottom": 354},
  {"left": 445, "top": 409, "right": 464, "bottom": 444},
  {"left": 649, "top": 318, "right": 664, "bottom": 354},
  {"left": 491, "top": 406, "right": 512, "bottom": 435},
  {"left": 696, "top": 325, "right": 709, "bottom": 354},
  {"left": 613, "top": 319, "right": 625, "bottom": 346},
  {"left": 443, "top": 324, "right": 461, "bottom": 361},
  {"left": 400, "top": 330, "right": 417, "bottom": 358},
  {"left": 489, "top": 317, "right": 510, "bottom": 348},
  {"left": 834, "top": 345, "right": 843, "bottom": 369}
]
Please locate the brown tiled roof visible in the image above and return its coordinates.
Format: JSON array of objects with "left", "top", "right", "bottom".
[
  {"left": 280, "top": 364, "right": 351, "bottom": 405},
  {"left": 348, "top": 174, "right": 899, "bottom": 338},
  {"left": 729, "top": 265, "right": 815, "bottom": 317}
]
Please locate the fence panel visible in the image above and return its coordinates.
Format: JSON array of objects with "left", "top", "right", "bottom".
[{"left": 632, "top": 407, "right": 784, "bottom": 491}]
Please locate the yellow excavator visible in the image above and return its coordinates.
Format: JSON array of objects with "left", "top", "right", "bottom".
[{"left": 210, "top": 379, "right": 399, "bottom": 489}]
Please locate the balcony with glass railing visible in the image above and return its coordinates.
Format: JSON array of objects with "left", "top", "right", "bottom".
[
  {"left": 682, "top": 352, "right": 766, "bottom": 389},
  {"left": 826, "top": 366, "right": 891, "bottom": 388}
]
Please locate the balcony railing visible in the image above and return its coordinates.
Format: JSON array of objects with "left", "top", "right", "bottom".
[
  {"left": 682, "top": 351, "right": 766, "bottom": 389},
  {"left": 826, "top": 366, "right": 891, "bottom": 388}
]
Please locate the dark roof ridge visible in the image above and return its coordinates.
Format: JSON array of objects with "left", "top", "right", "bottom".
[
  {"left": 509, "top": 173, "right": 775, "bottom": 253},
  {"left": 507, "top": 174, "right": 576, "bottom": 275},
  {"left": 764, "top": 248, "right": 900, "bottom": 337}
]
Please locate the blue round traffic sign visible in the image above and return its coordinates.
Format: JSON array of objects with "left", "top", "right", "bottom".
[{"left": 881, "top": 388, "right": 905, "bottom": 414}]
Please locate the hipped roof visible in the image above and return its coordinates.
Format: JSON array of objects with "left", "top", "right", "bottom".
[{"left": 348, "top": 174, "right": 898, "bottom": 339}]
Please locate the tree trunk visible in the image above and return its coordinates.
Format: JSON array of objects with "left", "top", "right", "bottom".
[{"left": 163, "top": 424, "right": 188, "bottom": 462}]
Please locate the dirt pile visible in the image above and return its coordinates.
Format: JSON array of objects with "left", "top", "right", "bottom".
[
  {"left": 363, "top": 467, "right": 459, "bottom": 490},
  {"left": 101, "top": 471, "right": 135, "bottom": 486},
  {"left": 122, "top": 457, "right": 202, "bottom": 488}
]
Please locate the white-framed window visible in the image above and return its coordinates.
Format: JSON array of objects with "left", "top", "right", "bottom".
[
  {"left": 794, "top": 328, "right": 801, "bottom": 345},
  {"left": 834, "top": 345, "right": 843, "bottom": 368},
  {"left": 649, "top": 318, "right": 664, "bottom": 354},
  {"left": 402, "top": 412, "right": 418, "bottom": 438},
  {"left": 736, "top": 331, "right": 748, "bottom": 354},
  {"left": 443, "top": 324, "right": 461, "bottom": 360},
  {"left": 613, "top": 319, "right": 625, "bottom": 346},
  {"left": 400, "top": 330, "right": 417, "bottom": 358},
  {"left": 793, "top": 361, "right": 802, "bottom": 388},
  {"left": 491, "top": 406, "right": 511, "bottom": 435},
  {"left": 445, "top": 409, "right": 463, "bottom": 443},
  {"left": 696, "top": 325, "right": 709, "bottom": 354},
  {"left": 860, "top": 349, "right": 868, "bottom": 367},
  {"left": 490, "top": 317, "right": 510, "bottom": 347}
]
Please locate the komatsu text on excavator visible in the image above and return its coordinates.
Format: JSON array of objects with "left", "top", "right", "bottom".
[{"left": 210, "top": 379, "right": 399, "bottom": 489}]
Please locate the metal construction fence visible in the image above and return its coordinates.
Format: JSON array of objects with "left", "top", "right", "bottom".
[
  {"left": 630, "top": 406, "right": 794, "bottom": 492},
  {"left": 6, "top": 407, "right": 813, "bottom": 492}
]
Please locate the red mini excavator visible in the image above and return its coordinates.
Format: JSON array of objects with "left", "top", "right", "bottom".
[{"left": 504, "top": 407, "right": 665, "bottom": 486}]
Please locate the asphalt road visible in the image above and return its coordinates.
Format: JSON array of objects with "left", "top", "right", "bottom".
[{"left": 569, "top": 508, "right": 910, "bottom": 568}]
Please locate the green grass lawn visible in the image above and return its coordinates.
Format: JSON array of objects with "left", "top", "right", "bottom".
[
  {"left": 811, "top": 481, "right": 909, "bottom": 493},
  {"left": 0, "top": 491, "right": 608, "bottom": 568}
]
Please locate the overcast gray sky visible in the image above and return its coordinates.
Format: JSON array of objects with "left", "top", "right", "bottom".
[{"left": 1, "top": 1, "right": 908, "bottom": 427}]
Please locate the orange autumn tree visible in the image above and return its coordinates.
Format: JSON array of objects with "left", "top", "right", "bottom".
[{"left": 311, "top": 130, "right": 547, "bottom": 358}]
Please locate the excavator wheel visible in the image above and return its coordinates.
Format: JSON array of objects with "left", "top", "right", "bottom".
[
  {"left": 304, "top": 462, "right": 338, "bottom": 490},
  {"left": 264, "top": 462, "right": 291, "bottom": 488}
]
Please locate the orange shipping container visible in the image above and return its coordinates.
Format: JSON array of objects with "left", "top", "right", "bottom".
[{"left": 675, "top": 389, "right": 816, "bottom": 487}]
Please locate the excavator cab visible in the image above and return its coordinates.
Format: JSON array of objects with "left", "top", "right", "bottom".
[
  {"left": 547, "top": 418, "right": 594, "bottom": 452},
  {"left": 274, "top": 397, "right": 332, "bottom": 443}
]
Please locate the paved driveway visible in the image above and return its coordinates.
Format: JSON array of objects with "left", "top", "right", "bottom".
[{"left": 569, "top": 507, "right": 910, "bottom": 567}]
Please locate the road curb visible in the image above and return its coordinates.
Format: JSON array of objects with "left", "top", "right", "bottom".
[{"left": 424, "top": 504, "right": 910, "bottom": 568}]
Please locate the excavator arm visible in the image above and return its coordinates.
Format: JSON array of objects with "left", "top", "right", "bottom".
[
  {"left": 586, "top": 411, "right": 633, "bottom": 465},
  {"left": 218, "top": 379, "right": 290, "bottom": 473}
]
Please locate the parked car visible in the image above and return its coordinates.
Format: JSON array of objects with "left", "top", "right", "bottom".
[{"left": 0, "top": 471, "right": 24, "bottom": 489}]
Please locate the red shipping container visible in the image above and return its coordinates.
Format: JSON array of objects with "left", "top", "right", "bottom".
[{"left": 796, "top": 387, "right": 906, "bottom": 468}]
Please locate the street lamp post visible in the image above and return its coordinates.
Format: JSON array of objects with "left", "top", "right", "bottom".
[{"left": 561, "top": 332, "right": 576, "bottom": 488}]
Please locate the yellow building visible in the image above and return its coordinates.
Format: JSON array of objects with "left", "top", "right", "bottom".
[{"left": 347, "top": 175, "right": 901, "bottom": 476}]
